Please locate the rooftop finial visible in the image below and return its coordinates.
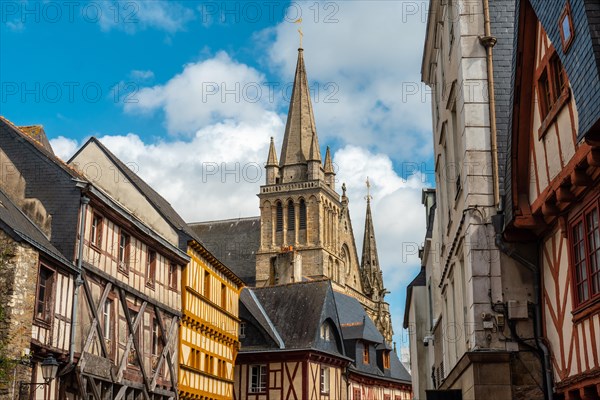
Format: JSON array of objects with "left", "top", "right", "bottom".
[
  {"left": 365, "top": 177, "right": 373, "bottom": 203},
  {"left": 294, "top": 18, "right": 303, "bottom": 49}
]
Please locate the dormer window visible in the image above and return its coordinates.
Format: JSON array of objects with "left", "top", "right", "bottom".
[
  {"left": 383, "top": 350, "right": 391, "bottom": 369},
  {"left": 320, "top": 322, "right": 331, "bottom": 341},
  {"left": 363, "top": 342, "right": 370, "bottom": 364}
]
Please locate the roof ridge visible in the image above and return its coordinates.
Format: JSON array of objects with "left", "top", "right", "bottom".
[
  {"left": 252, "top": 278, "right": 330, "bottom": 290},
  {"left": 189, "top": 216, "right": 260, "bottom": 225},
  {"left": 0, "top": 117, "right": 84, "bottom": 179}
]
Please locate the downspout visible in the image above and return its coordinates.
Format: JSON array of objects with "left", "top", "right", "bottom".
[
  {"left": 481, "top": 0, "right": 500, "bottom": 209},
  {"left": 69, "top": 194, "right": 89, "bottom": 364},
  {"left": 492, "top": 212, "right": 554, "bottom": 400}
]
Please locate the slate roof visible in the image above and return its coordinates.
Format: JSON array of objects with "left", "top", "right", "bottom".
[
  {"left": 240, "top": 288, "right": 284, "bottom": 349},
  {"left": 239, "top": 281, "right": 411, "bottom": 384},
  {"left": 189, "top": 217, "right": 260, "bottom": 285},
  {"left": 0, "top": 117, "right": 84, "bottom": 180},
  {"left": 332, "top": 291, "right": 411, "bottom": 383},
  {"left": 0, "top": 189, "right": 73, "bottom": 269},
  {"left": 334, "top": 291, "right": 383, "bottom": 343},
  {"left": 251, "top": 280, "right": 332, "bottom": 350}
]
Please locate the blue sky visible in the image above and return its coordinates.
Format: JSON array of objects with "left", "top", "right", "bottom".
[{"left": 1, "top": 0, "right": 433, "bottom": 351}]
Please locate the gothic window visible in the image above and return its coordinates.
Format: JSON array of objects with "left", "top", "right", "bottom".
[
  {"left": 276, "top": 202, "right": 283, "bottom": 232},
  {"left": 299, "top": 199, "right": 307, "bottom": 229},
  {"left": 569, "top": 193, "right": 600, "bottom": 307},
  {"left": 287, "top": 200, "right": 295, "bottom": 231}
]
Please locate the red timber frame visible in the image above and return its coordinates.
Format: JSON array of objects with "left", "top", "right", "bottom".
[
  {"left": 235, "top": 351, "right": 349, "bottom": 400},
  {"left": 508, "top": 1, "right": 600, "bottom": 399}
]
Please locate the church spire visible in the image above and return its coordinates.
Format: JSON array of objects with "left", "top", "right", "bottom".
[
  {"left": 308, "top": 133, "right": 321, "bottom": 161},
  {"left": 265, "top": 137, "right": 279, "bottom": 185},
  {"left": 279, "top": 48, "right": 319, "bottom": 170},
  {"left": 267, "top": 137, "right": 278, "bottom": 166},
  {"left": 361, "top": 178, "right": 385, "bottom": 300},
  {"left": 324, "top": 146, "right": 335, "bottom": 189},
  {"left": 323, "top": 147, "right": 333, "bottom": 173}
]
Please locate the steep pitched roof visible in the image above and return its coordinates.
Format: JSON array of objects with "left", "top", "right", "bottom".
[
  {"left": 279, "top": 48, "right": 319, "bottom": 168},
  {"left": 333, "top": 291, "right": 383, "bottom": 343},
  {"left": 0, "top": 117, "right": 84, "bottom": 180},
  {"left": 0, "top": 189, "right": 73, "bottom": 269},
  {"left": 189, "top": 217, "right": 260, "bottom": 285},
  {"left": 252, "top": 280, "right": 330, "bottom": 349},
  {"left": 240, "top": 288, "right": 284, "bottom": 349},
  {"left": 333, "top": 291, "right": 411, "bottom": 383},
  {"left": 69, "top": 137, "right": 189, "bottom": 235}
]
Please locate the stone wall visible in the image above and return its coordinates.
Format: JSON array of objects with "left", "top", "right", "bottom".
[{"left": 0, "top": 230, "right": 38, "bottom": 398}]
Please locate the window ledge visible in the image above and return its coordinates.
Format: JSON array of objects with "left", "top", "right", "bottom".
[
  {"left": 538, "top": 87, "right": 571, "bottom": 139},
  {"left": 572, "top": 295, "right": 600, "bottom": 324}
]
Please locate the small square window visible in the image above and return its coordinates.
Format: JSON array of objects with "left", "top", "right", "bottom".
[{"left": 559, "top": 2, "right": 575, "bottom": 52}]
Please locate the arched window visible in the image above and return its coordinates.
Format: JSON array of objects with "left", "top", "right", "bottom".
[
  {"left": 299, "top": 199, "right": 307, "bottom": 230},
  {"left": 276, "top": 202, "right": 283, "bottom": 232},
  {"left": 287, "top": 200, "right": 295, "bottom": 231}
]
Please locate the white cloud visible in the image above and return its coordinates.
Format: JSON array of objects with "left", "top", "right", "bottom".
[
  {"left": 260, "top": 0, "right": 432, "bottom": 160},
  {"left": 50, "top": 136, "right": 79, "bottom": 161},
  {"left": 124, "top": 52, "right": 279, "bottom": 135},
  {"left": 94, "top": 112, "right": 284, "bottom": 221},
  {"left": 97, "top": 1, "right": 195, "bottom": 34},
  {"left": 335, "top": 145, "right": 429, "bottom": 292},
  {"left": 5, "top": 20, "right": 25, "bottom": 32},
  {"left": 129, "top": 70, "right": 155, "bottom": 81}
]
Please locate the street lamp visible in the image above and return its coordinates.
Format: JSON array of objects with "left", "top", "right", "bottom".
[
  {"left": 40, "top": 356, "right": 59, "bottom": 382},
  {"left": 18, "top": 355, "right": 60, "bottom": 399}
]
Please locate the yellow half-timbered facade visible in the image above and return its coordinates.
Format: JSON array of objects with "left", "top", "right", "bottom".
[{"left": 180, "top": 240, "right": 244, "bottom": 399}]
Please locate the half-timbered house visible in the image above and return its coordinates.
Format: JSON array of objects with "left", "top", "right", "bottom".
[
  {"left": 0, "top": 120, "right": 189, "bottom": 398},
  {"left": 65, "top": 137, "right": 187, "bottom": 399},
  {"left": 0, "top": 186, "right": 76, "bottom": 400},
  {"left": 179, "top": 240, "right": 244, "bottom": 399},
  {"left": 70, "top": 137, "right": 246, "bottom": 400},
  {"left": 501, "top": 1, "right": 600, "bottom": 398},
  {"left": 234, "top": 280, "right": 411, "bottom": 400}
]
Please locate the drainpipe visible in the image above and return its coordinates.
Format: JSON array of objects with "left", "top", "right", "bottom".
[
  {"left": 492, "top": 212, "right": 554, "bottom": 400},
  {"left": 69, "top": 194, "right": 89, "bottom": 364},
  {"left": 481, "top": 0, "right": 500, "bottom": 209}
]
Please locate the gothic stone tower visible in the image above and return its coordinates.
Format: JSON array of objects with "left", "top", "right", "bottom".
[{"left": 255, "top": 48, "right": 393, "bottom": 342}]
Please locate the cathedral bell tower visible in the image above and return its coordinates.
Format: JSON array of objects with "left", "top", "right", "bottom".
[{"left": 256, "top": 47, "right": 344, "bottom": 286}]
